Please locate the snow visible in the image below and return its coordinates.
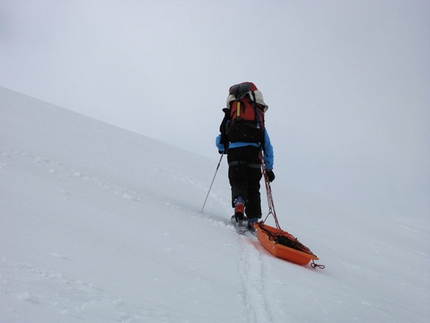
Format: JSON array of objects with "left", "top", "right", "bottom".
[{"left": 1, "top": 86, "right": 429, "bottom": 322}]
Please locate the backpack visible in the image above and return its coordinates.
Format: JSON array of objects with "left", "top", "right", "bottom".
[{"left": 219, "top": 82, "right": 268, "bottom": 150}]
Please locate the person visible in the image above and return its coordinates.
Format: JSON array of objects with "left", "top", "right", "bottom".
[{"left": 216, "top": 82, "right": 275, "bottom": 230}]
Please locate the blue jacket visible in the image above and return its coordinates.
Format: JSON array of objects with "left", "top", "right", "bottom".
[{"left": 215, "top": 128, "right": 274, "bottom": 170}]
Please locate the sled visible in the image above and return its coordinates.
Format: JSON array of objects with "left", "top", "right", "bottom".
[{"left": 254, "top": 222, "right": 319, "bottom": 266}]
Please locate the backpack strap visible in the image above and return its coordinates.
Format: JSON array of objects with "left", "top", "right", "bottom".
[{"left": 219, "top": 108, "right": 231, "bottom": 152}]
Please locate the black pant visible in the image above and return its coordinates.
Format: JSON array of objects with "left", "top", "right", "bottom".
[{"left": 227, "top": 146, "right": 262, "bottom": 218}]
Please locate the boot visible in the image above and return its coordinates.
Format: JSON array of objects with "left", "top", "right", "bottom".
[{"left": 234, "top": 196, "right": 245, "bottom": 222}]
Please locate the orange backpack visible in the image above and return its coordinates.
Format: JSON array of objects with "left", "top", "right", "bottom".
[{"left": 220, "top": 82, "right": 268, "bottom": 148}]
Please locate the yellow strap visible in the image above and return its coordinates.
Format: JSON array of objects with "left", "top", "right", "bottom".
[{"left": 237, "top": 101, "right": 241, "bottom": 117}]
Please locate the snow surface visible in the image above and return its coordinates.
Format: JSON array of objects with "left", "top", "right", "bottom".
[{"left": 1, "top": 86, "right": 429, "bottom": 322}]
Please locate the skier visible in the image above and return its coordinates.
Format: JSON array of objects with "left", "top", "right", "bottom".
[{"left": 216, "top": 82, "right": 275, "bottom": 230}]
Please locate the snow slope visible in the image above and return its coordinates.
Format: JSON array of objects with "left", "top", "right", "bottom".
[{"left": 1, "top": 86, "right": 429, "bottom": 322}]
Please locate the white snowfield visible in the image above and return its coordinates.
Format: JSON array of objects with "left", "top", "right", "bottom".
[{"left": 1, "top": 87, "right": 428, "bottom": 323}]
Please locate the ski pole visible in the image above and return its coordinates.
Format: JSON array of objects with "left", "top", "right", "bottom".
[{"left": 200, "top": 153, "right": 224, "bottom": 213}]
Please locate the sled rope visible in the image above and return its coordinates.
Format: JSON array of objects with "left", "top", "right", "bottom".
[{"left": 260, "top": 154, "right": 281, "bottom": 229}]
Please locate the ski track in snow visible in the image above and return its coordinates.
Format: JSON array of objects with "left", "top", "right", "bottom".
[
  {"left": 208, "top": 203, "right": 274, "bottom": 323},
  {"left": 236, "top": 238, "right": 273, "bottom": 323}
]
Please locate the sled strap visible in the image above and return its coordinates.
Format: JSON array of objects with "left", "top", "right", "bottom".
[{"left": 260, "top": 153, "right": 281, "bottom": 229}]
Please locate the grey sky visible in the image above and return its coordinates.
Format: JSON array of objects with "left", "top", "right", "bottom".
[{"left": 1, "top": 0, "right": 429, "bottom": 217}]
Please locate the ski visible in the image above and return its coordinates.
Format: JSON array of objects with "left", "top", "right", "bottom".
[{"left": 230, "top": 216, "right": 257, "bottom": 237}]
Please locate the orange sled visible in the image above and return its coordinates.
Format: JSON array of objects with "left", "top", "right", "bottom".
[{"left": 255, "top": 222, "right": 320, "bottom": 266}]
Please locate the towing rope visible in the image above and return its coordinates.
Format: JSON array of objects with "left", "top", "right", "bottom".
[{"left": 260, "top": 156, "right": 281, "bottom": 229}]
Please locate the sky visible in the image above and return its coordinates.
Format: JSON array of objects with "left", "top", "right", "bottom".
[{"left": 1, "top": 0, "right": 429, "bottom": 218}]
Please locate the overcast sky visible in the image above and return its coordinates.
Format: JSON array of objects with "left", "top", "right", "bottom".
[{"left": 1, "top": 0, "right": 429, "bottom": 218}]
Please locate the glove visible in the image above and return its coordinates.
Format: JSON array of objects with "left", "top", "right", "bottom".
[{"left": 266, "top": 169, "right": 275, "bottom": 182}]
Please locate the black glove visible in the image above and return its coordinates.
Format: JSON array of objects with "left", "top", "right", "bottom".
[{"left": 266, "top": 170, "right": 275, "bottom": 182}]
